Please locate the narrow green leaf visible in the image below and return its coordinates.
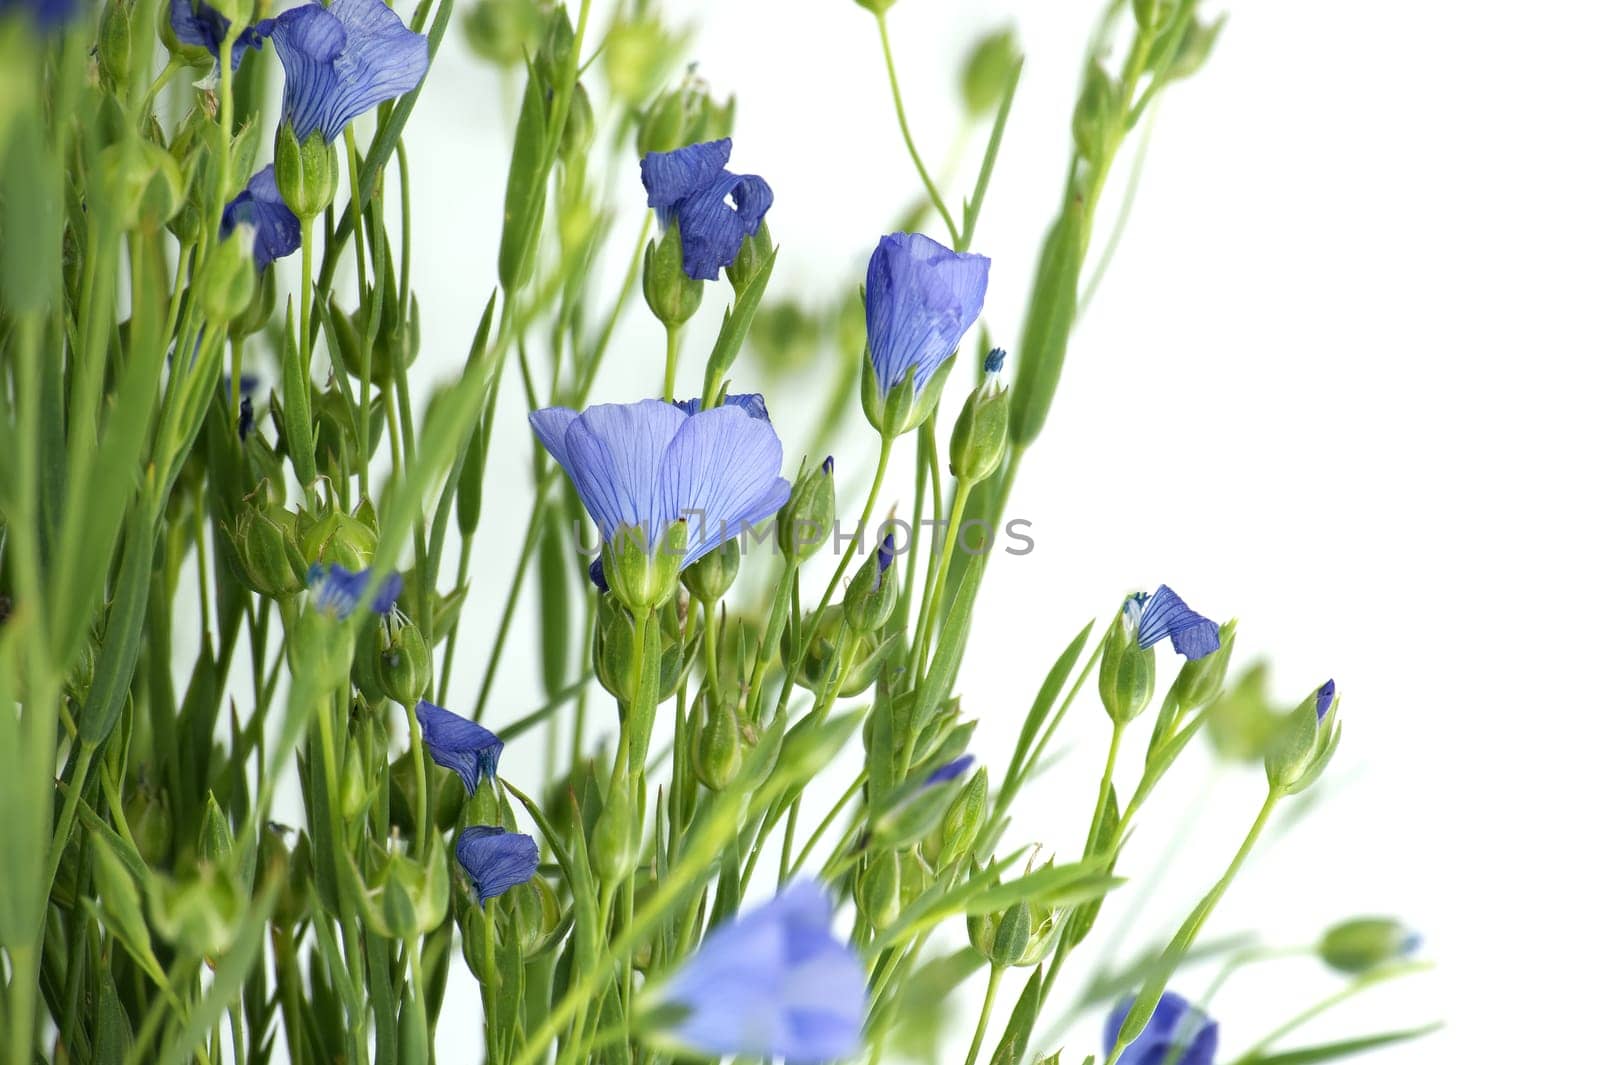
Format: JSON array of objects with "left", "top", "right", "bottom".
[
  {"left": 989, "top": 967, "right": 1043, "bottom": 1065},
  {"left": 699, "top": 243, "right": 779, "bottom": 403},
  {"left": 1233, "top": 1024, "right": 1444, "bottom": 1065}
]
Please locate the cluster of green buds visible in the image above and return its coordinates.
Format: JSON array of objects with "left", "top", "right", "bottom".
[
  {"left": 968, "top": 861, "right": 1066, "bottom": 968},
  {"left": 592, "top": 592, "right": 693, "bottom": 707},
  {"left": 636, "top": 69, "right": 735, "bottom": 156},
  {"left": 601, "top": 7, "right": 686, "bottom": 107},
  {"left": 1265, "top": 680, "right": 1342, "bottom": 794}
]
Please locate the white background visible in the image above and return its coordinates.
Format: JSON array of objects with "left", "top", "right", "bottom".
[{"left": 397, "top": 0, "right": 1600, "bottom": 1060}]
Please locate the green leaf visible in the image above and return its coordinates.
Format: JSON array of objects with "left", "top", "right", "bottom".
[
  {"left": 1232, "top": 1024, "right": 1443, "bottom": 1065},
  {"left": 910, "top": 560, "right": 982, "bottom": 739},
  {"left": 1008, "top": 198, "right": 1086, "bottom": 447},
  {"left": 989, "top": 967, "right": 1043, "bottom": 1065},
  {"left": 497, "top": 64, "right": 550, "bottom": 294},
  {"left": 699, "top": 242, "right": 779, "bottom": 403},
  {"left": 79, "top": 507, "right": 155, "bottom": 745}
]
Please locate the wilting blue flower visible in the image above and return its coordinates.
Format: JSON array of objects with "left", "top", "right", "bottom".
[
  {"left": 673, "top": 392, "right": 770, "bottom": 422},
  {"left": 641, "top": 139, "right": 773, "bottom": 281},
  {"left": 924, "top": 753, "right": 975, "bottom": 786},
  {"left": 2, "top": 0, "right": 77, "bottom": 29},
  {"left": 530, "top": 398, "right": 789, "bottom": 569},
  {"left": 415, "top": 700, "right": 504, "bottom": 797},
  {"left": 1125, "top": 585, "right": 1220, "bottom": 660},
  {"left": 272, "top": 0, "right": 430, "bottom": 141},
  {"left": 308, "top": 562, "right": 401, "bottom": 617},
  {"left": 1105, "top": 991, "right": 1218, "bottom": 1065},
  {"left": 454, "top": 826, "right": 539, "bottom": 906},
  {"left": 168, "top": 0, "right": 275, "bottom": 69},
  {"left": 221, "top": 166, "right": 302, "bottom": 268},
  {"left": 1315, "top": 679, "right": 1336, "bottom": 721},
  {"left": 656, "top": 880, "right": 866, "bottom": 1063},
  {"left": 865, "top": 232, "right": 990, "bottom": 397}
]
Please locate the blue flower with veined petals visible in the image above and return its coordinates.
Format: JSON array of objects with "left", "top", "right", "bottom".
[
  {"left": 655, "top": 880, "right": 866, "bottom": 1064},
  {"left": 221, "top": 166, "right": 301, "bottom": 268},
  {"left": 529, "top": 398, "right": 790, "bottom": 570},
  {"left": 1125, "top": 585, "right": 1220, "bottom": 660},
  {"left": 454, "top": 826, "right": 539, "bottom": 906},
  {"left": 672, "top": 392, "right": 770, "bottom": 422},
  {"left": 271, "top": 0, "right": 430, "bottom": 142},
  {"left": 415, "top": 700, "right": 503, "bottom": 797},
  {"left": 168, "top": 0, "right": 275, "bottom": 69},
  {"left": 641, "top": 139, "right": 773, "bottom": 281},
  {"left": 308, "top": 562, "right": 401, "bottom": 618},
  {"left": 865, "top": 232, "right": 990, "bottom": 397},
  {"left": 1105, "top": 991, "right": 1218, "bottom": 1065}
]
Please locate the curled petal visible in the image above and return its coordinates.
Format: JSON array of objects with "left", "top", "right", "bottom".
[
  {"left": 454, "top": 826, "right": 539, "bottom": 905},
  {"left": 274, "top": 0, "right": 429, "bottom": 140},
  {"left": 415, "top": 700, "right": 503, "bottom": 797},
  {"left": 641, "top": 138, "right": 733, "bottom": 209},
  {"left": 674, "top": 171, "right": 774, "bottom": 281},
  {"left": 672, "top": 392, "right": 770, "bottom": 422},
  {"left": 1134, "top": 585, "right": 1220, "bottom": 659},
  {"left": 221, "top": 166, "right": 301, "bottom": 267}
]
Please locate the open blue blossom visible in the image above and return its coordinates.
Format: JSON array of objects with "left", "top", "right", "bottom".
[
  {"left": 865, "top": 232, "right": 990, "bottom": 397},
  {"left": 655, "top": 880, "right": 866, "bottom": 1063},
  {"left": 1126, "top": 585, "right": 1220, "bottom": 660},
  {"left": 672, "top": 392, "right": 770, "bottom": 421},
  {"left": 272, "top": 0, "right": 430, "bottom": 141},
  {"left": 168, "top": 0, "right": 275, "bottom": 69},
  {"left": 415, "top": 700, "right": 504, "bottom": 797},
  {"left": 1315, "top": 679, "right": 1336, "bottom": 721},
  {"left": 454, "top": 826, "right": 539, "bottom": 906},
  {"left": 1105, "top": 991, "right": 1218, "bottom": 1065},
  {"left": 529, "top": 398, "right": 789, "bottom": 570},
  {"left": 924, "top": 753, "right": 975, "bottom": 786},
  {"left": 308, "top": 563, "right": 401, "bottom": 618},
  {"left": 641, "top": 139, "right": 773, "bottom": 281},
  {"left": 221, "top": 166, "right": 302, "bottom": 268}
]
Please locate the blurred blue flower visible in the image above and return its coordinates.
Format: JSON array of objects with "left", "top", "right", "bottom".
[
  {"left": 865, "top": 232, "right": 990, "bottom": 397},
  {"left": 221, "top": 166, "right": 302, "bottom": 268},
  {"left": 587, "top": 556, "right": 609, "bottom": 593},
  {"left": 308, "top": 562, "right": 401, "bottom": 618},
  {"left": 238, "top": 395, "right": 255, "bottom": 439},
  {"left": 272, "top": 0, "right": 429, "bottom": 141},
  {"left": 1126, "top": 585, "right": 1220, "bottom": 660},
  {"left": 656, "top": 880, "right": 866, "bottom": 1063},
  {"left": 673, "top": 392, "right": 770, "bottom": 422},
  {"left": 641, "top": 138, "right": 773, "bottom": 281},
  {"left": 168, "top": 0, "right": 275, "bottom": 69},
  {"left": 1105, "top": 991, "right": 1218, "bottom": 1065},
  {"left": 529, "top": 398, "right": 789, "bottom": 570},
  {"left": 454, "top": 826, "right": 539, "bottom": 906},
  {"left": 924, "top": 753, "right": 975, "bottom": 786},
  {"left": 2, "top": 0, "right": 77, "bottom": 30},
  {"left": 415, "top": 700, "right": 503, "bottom": 797},
  {"left": 1315, "top": 679, "right": 1336, "bottom": 721}
]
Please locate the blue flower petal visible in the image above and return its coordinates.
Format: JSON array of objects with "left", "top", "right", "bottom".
[
  {"left": 559, "top": 400, "right": 687, "bottom": 548},
  {"left": 415, "top": 700, "right": 503, "bottom": 797},
  {"left": 169, "top": 0, "right": 274, "bottom": 69},
  {"left": 657, "top": 404, "right": 789, "bottom": 567},
  {"left": 672, "top": 392, "right": 770, "bottom": 422},
  {"left": 587, "top": 556, "right": 609, "bottom": 593},
  {"left": 640, "top": 138, "right": 732, "bottom": 210},
  {"left": 1315, "top": 679, "right": 1336, "bottom": 721},
  {"left": 454, "top": 826, "right": 539, "bottom": 905},
  {"left": 311, "top": 563, "right": 401, "bottom": 618},
  {"left": 674, "top": 170, "right": 774, "bottom": 281},
  {"left": 865, "top": 233, "right": 990, "bottom": 397},
  {"left": 1105, "top": 991, "right": 1219, "bottom": 1065},
  {"left": 924, "top": 754, "right": 975, "bottom": 786},
  {"left": 221, "top": 166, "right": 302, "bottom": 268},
  {"left": 273, "top": 0, "right": 429, "bottom": 141},
  {"left": 1134, "top": 585, "right": 1220, "bottom": 659}
]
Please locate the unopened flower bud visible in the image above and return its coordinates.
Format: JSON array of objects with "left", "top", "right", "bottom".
[
  {"left": 724, "top": 220, "right": 773, "bottom": 294},
  {"left": 786, "top": 605, "right": 893, "bottom": 697},
  {"left": 561, "top": 83, "right": 596, "bottom": 163},
  {"left": 1172, "top": 619, "right": 1236, "bottom": 712},
  {"left": 778, "top": 456, "right": 835, "bottom": 563},
  {"left": 643, "top": 224, "right": 704, "bottom": 327},
  {"left": 603, "top": 15, "right": 681, "bottom": 107},
  {"left": 377, "top": 619, "right": 433, "bottom": 708},
  {"left": 1317, "top": 917, "right": 1421, "bottom": 975},
  {"left": 151, "top": 867, "right": 244, "bottom": 958},
  {"left": 591, "top": 791, "right": 639, "bottom": 889},
  {"left": 97, "top": 0, "right": 134, "bottom": 94},
  {"left": 960, "top": 28, "right": 1021, "bottom": 118},
  {"left": 1133, "top": 0, "right": 1178, "bottom": 32},
  {"left": 231, "top": 503, "right": 307, "bottom": 598},
  {"left": 683, "top": 538, "right": 740, "bottom": 603},
  {"left": 932, "top": 766, "right": 988, "bottom": 868},
  {"left": 1099, "top": 603, "right": 1157, "bottom": 723},
  {"left": 636, "top": 74, "right": 734, "bottom": 157},
  {"left": 693, "top": 692, "right": 743, "bottom": 792},
  {"left": 200, "top": 224, "right": 259, "bottom": 326},
  {"left": 275, "top": 122, "right": 338, "bottom": 220},
  {"left": 843, "top": 535, "right": 898, "bottom": 634},
  {"left": 297, "top": 508, "right": 378, "bottom": 573},
  {"left": 462, "top": 0, "right": 548, "bottom": 67},
  {"left": 970, "top": 900, "right": 1031, "bottom": 967},
  {"left": 125, "top": 777, "right": 174, "bottom": 867},
  {"left": 199, "top": 792, "right": 234, "bottom": 868},
  {"left": 97, "top": 141, "right": 185, "bottom": 232},
  {"left": 1264, "top": 679, "right": 1341, "bottom": 794},
  {"left": 855, "top": 850, "right": 901, "bottom": 931},
  {"left": 949, "top": 348, "right": 1010, "bottom": 484},
  {"left": 1072, "top": 63, "right": 1119, "bottom": 164},
  {"left": 604, "top": 521, "right": 686, "bottom": 615}
]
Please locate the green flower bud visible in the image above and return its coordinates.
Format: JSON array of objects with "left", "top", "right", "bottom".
[
  {"left": 1133, "top": 0, "right": 1178, "bottom": 32},
  {"left": 861, "top": 343, "right": 958, "bottom": 439},
  {"left": 785, "top": 605, "right": 895, "bottom": 697},
  {"left": 1204, "top": 661, "right": 1279, "bottom": 763},
  {"left": 231, "top": 261, "right": 276, "bottom": 339},
  {"left": 275, "top": 122, "right": 339, "bottom": 220},
  {"left": 635, "top": 74, "right": 735, "bottom": 157},
  {"left": 949, "top": 349, "right": 1010, "bottom": 484},
  {"left": 855, "top": 851, "right": 901, "bottom": 931},
  {"left": 97, "top": 141, "right": 185, "bottom": 232},
  {"left": 377, "top": 619, "right": 433, "bottom": 708},
  {"left": 592, "top": 596, "right": 689, "bottom": 707},
  {"left": 1167, "top": 16, "right": 1226, "bottom": 83},
  {"left": 777, "top": 457, "right": 836, "bottom": 563},
  {"left": 693, "top": 691, "right": 743, "bottom": 792},
  {"left": 1317, "top": 917, "right": 1421, "bottom": 975},
  {"left": 124, "top": 776, "right": 174, "bottom": 867},
  {"left": 642, "top": 223, "right": 704, "bottom": 326},
  {"left": 561, "top": 83, "right": 596, "bottom": 163},
  {"left": 1172, "top": 619, "right": 1236, "bottom": 712},
  {"left": 230, "top": 503, "right": 308, "bottom": 598},
  {"left": 750, "top": 299, "right": 821, "bottom": 373},
  {"left": 970, "top": 899, "right": 1031, "bottom": 967},
  {"left": 297, "top": 508, "right": 378, "bottom": 573},
  {"left": 603, "top": 15, "right": 683, "bottom": 107},
  {"left": 199, "top": 792, "right": 234, "bottom": 869},
  {"left": 366, "top": 847, "right": 451, "bottom": 939},
  {"left": 151, "top": 867, "right": 244, "bottom": 958},
  {"left": 854, "top": 0, "right": 896, "bottom": 14},
  {"left": 603, "top": 521, "right": 686, "bottom": 615},
  {"left": 724, "top": 220, "right": 773, "bottom": 294},
  {"left": 1099, "top": 611, "right": 1156, "bottom": 724},
  {"left": 683, "top": 538, "right": 740, "bottom": 603},
  {"left": 340, "top": 740, "right": 369, "bottom": 822},
  {"left": 1072, "top": 63, "right": 1119, "bottom": 164},
  {"left": 97, "top": 0, "right": 134, "bottom": 94},
  {"left": 591, "top": 789, "right": 639, "bottom": 889},
  {"left": 462, "top": 0, "right": 550, "bottom": 67},
  {"left": 843, "top": 536, "right": 898, "bottom": 635},
  {"left": 200, "top": 225, "right": 259, "bottom": 326},
  {"left": 1264, "top": 681, "right": 1341, "bottom": 794},
  {"left": 263, "top": 826, "right": 313, "bottom": 930},
  {"left": 959, "top": 28, "right": 1021, "bottom": 118},
  {"left": 931, "top": 766, "right": 988, "bottom": 869}
]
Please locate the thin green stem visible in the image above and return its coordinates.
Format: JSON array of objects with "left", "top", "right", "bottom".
[
  {"left": 874, "top": 13, "right": 959, "bottom": 245},
  {"left": 663, "top": 322, "right": 682, "bottom": 401},
  {"left": 912, "top": 477, "right": 973, "bottom": 678},
  {"left": 483, "top": 897, "right": 499, "bottom": 1064},
  {"left": 963, "top": 966, "right": 1005, "bottom": 1065}
]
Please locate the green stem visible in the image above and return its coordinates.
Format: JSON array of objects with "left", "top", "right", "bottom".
[
  {"left": 483, "top": 897, "right": 499, "bottom": 1064},
  {"left": 874, "top": 12, "right": 959, "bottom": 246},
  {"left": 963, "top": 966, "right": 1005, "bottom": 1065},
  {"left": 911, "top": 477, "right": 973, "bottom": 678},
  {"left": 663, "top": 322, "right": 682, "bottom": 401}
]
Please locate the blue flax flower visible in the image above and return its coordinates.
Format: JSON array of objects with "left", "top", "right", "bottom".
[
  {"left": 529, "top": 397, "right": 789, "bottom": 570},
  {"left": 924, "top": 753, "right": 975, "bottom": 786},
  {"left": 168, "top": 0, "right": 275, "bottom": 69},
  {"left": 2, "top": 0, "right": 78, "bottom": 30},
  {"left": 1126, "top": 585, "right": 1220, "bottom": 660},
  {"left": 656, "top": 880, "right": 866, "bottom": 1063},
  {"left": 454, "top": 826, "right": 538, "bottom": 906},
  {"left": 272, "top": 0, "right": 429, "bottom": 141},
  {"left": 308, "top": 562, "right": 401, "bottom": 617},
  {"left": 415, "top": 700, "right": 503, "bottom": 797},
  {"left": 1315, "top": 678, "right": 1336, "bottom": 721},
  {"left": 672, "top": 392, "right": 770, "bottom": 421},
  {"left": 641, "top": 138, "right": 773, "bottom": 281},
  {"left": 221, "top": 166, "right": 302, "bottom": 268},
  {"left": 865, "top": 232, "right": 990, "bottom": 397},
  {"left": 1106, "top": 991, "right": 1218, "bottom": 1065}
]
